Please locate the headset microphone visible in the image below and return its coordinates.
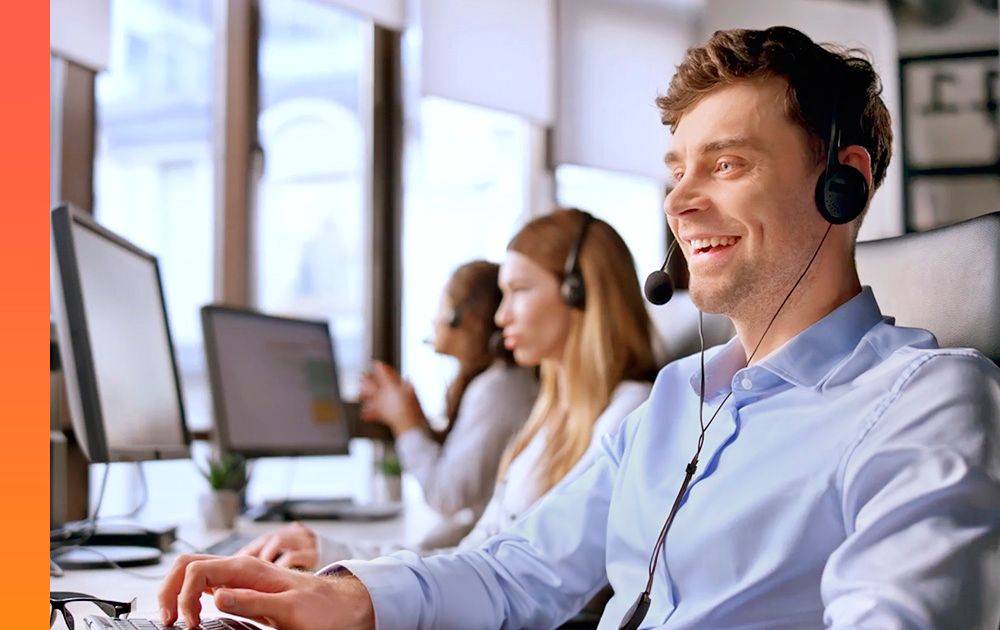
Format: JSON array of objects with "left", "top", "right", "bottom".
[{"left": 644, "top": 240, "right": 679, "bottom": 305}]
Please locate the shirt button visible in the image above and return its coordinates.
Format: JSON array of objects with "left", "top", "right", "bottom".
[{"left": 740, "top": 377, "right": 753, "bottom": 390}]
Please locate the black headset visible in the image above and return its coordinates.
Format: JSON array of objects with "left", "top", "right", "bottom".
[
  {"left": 814, "top": 110, "right": 869, "bottom": 225},
  {"left": 446, "top": 287, "right": 495, "bottom": 329},
  {"left": 444, "top": 294, "right": 507, "bottom": 357},
  {"left": 561, "top": 211, "right": 594, "bottom": 309}
]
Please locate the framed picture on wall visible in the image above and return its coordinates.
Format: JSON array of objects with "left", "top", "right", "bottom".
[{"left": 899, "top": 49, "right": 1000, "bottom": 231}]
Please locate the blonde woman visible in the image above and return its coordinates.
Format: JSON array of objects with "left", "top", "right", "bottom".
[
  {"left": 240, "top": 209, "right": 657, "bottom": 568},
  {"left": 461, "top": 208, "right": 657, "bottom": 546}
]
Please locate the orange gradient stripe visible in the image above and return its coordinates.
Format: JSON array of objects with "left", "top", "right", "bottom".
[{"left": 0, "top": 1, "right": 48, "bottom": 614}]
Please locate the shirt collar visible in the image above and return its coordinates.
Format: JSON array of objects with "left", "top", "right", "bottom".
[{"left": 689, "top": 286, "right": 887, "bottom": 397}]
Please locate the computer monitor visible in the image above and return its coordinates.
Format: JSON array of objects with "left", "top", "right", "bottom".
[
  {"left": 201, "top": 305, "right": 350, "bottom": 458},
  {"left": 49, "top": 204, "right": 190, "bottom": 463}
]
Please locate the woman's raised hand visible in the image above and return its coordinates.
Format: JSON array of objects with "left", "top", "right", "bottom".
[{"left": 358, "top": 361, "right": 426, "bottom": 437}]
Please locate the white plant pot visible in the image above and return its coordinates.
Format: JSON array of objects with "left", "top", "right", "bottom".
[
  {"left": 372, "top": 473, "right": 402, "bottom": 504},
  {"left": 199, "top": 489, "right": 241, "bottom": 530}
]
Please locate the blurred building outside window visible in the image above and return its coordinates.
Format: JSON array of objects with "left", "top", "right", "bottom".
[
  {"left": 248, "top": 0, "right": 374, "bottom": 506},
  {"left": 254, "top": 0, "right": 370, "bottom": 403},
  {"left": 92, "top": 0, "right": 216, "bottom": 522}
]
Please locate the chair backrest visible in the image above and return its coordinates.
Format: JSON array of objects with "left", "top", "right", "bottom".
[{"left": 855, "top": 212, "right": 1000, "bottom": 362}]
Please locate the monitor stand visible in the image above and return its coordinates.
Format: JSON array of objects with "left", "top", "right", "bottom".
[{"left": 248, "top": 497, "right": 403, "bottom": 522}]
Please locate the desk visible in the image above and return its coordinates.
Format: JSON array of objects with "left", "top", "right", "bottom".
[{"left": 50, "top": 489, "right": 440, "bottom": 629}]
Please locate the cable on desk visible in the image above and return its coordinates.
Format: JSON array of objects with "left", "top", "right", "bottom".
[
  {"left": 59, "top": 546, "right": 169, "bottom": 580},
  {"left": 100, "top": 462, "right": 149, "bottom": 521}
]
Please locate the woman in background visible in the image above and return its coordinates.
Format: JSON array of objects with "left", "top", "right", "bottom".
[
  {"left": 357, "top": 259, "right": 540, "bottom": 543},
  {"left": 242, "top": 209, "right": 658, "bottom": 569}
]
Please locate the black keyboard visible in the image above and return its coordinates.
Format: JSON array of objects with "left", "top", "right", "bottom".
[{"left": 84, "top": 616, "right": 260, "bottom": 629}]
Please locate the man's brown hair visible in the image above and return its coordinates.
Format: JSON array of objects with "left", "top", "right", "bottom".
[{"left": 657, "top": 26, "right": 892, "bottom": 192}]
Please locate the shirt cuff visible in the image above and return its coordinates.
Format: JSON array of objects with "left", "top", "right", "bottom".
[{"left": 325, "top": 556, "right": 426, "bottom": 630}]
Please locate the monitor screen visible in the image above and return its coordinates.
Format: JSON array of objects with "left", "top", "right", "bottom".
[
  {"left": 50, "top": 205, "right": 189, "bottom": 463},
  {"left": 201, "top": 306, "right": 350, "bottom": 457}
]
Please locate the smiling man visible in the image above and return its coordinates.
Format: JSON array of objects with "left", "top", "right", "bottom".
[{"left": 159, "top": 26, "right": 1000, "bottom": 630}]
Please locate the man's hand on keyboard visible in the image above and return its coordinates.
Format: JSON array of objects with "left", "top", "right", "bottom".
[
  {"left": 158, "top": 554, "right": 374, "bottom": 630},
  {"left": 237, "top": 522, "right": 319, "bottom": 570}
]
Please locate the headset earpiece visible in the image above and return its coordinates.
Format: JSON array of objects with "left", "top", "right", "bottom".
[
  {"left": 814, "top": 114, "right": 868, "bottom": 225},
  {"left": 560, "top": 211, "right": 594, "bottom": 309},
  {"left": 815, "top": 164, "right": 868, "bottom": 225},
  {"left": 560, "top": 273, "right": 586, "bottom": 309}
]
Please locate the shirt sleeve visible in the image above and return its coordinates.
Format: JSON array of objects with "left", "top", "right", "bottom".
[
  {"left": 822, "top": 352, "right": 1000, "bottom": 629},
  {"left": 334, "top": 406, "right": 642, "bottom": 630},
  {"left": 395, "top": 369, "right": 532, "bottom": 517}
]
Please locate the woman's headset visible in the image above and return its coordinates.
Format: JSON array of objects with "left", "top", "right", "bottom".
[{"left": 560, "top": 211, "right": 594, "bottom": 309}]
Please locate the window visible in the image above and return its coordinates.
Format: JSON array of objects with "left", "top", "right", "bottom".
[
  {"left": 555, "top": 165, "right": 666, "bottom": 283},
  {"left": 92, "top": 0, "right": 217, "bottom": 521},
  {"left": 94, "top": 0, "right": 216, "bottom": 433},
  {"left": 401, "top": 98, "right": 532, "bottom": 416},
  {"left": 253, "top": 0, "right": 372, "bottom": 401},
  {"left": 246, "top": 0, "right": 374, "bottom": 506}
]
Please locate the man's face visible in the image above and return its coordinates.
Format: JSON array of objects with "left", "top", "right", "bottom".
[{"left": 664, "top": 78, "right": 828, "bottom": 318}]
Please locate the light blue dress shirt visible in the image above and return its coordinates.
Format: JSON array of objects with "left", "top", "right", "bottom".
[{"left": 336, "top": 288, "right": 1000, "bottom": 629}]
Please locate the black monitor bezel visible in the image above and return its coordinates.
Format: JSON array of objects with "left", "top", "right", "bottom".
[
  {"left": 201, "top": 304, "right": 351, "bottom": 458},
  {"left": 50, "top": 204, "right": 191, "bottom": 463}
]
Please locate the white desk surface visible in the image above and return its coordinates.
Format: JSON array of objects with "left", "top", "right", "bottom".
[{"left": 50, "top": 495, "right": 441, "bottom": 629}]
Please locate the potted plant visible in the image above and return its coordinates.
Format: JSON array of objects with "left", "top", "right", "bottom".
[
  {"left": 197, "top": 453, "right": 248, "bottom": 530},
  {"left": 372, "top": 448, "right": 403, "bottom": 504}
]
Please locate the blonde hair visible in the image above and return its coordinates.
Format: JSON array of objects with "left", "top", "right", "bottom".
[{"left": 497, "top": 208, "right": 656, "bottom": 493}]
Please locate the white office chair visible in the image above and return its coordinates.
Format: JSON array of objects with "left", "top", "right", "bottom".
[
  {"left": 648, "top": 290, "right": 736, "bottom": 366},
  {"left": 855, "top": 211, "right": 1000, "bottom": 363}
]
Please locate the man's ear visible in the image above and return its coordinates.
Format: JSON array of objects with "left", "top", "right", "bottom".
[{"left": 838, "top": 145, "right": 873, "bottom": 196}]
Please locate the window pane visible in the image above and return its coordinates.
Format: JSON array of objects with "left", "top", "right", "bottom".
[
  {"left": 254, "top": 0, "right": 371, "bottom": 400},
  {"left": 94, "top": 0, "right": 216, "bottom": 434},
  {"left": 555, "top": 165, "right": 666, "bottom": 281},
  {"left": 92, "top": 0, "right": 216, "bottom": 524},
  {"left": 402, "top": 98, "right": 532, "bottom": 416}
]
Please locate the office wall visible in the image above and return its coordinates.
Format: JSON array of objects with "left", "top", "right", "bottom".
[
  {"left": 896, "top": 0, "right": 998, "bottom": 55},
  {"left": 893, "top": 0, "right": 999, "bottom": 231}
]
